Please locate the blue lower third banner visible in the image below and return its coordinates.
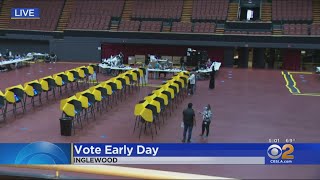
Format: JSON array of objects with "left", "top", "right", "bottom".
[
  {"left": 0, "top": 142, "right": 320, "bottom": 165},
  {"left": 72, "top": 143, "right": 320, "bottom": 165},
  {"left": 0, "top": 142, "right": 71, "bottom": 164}
]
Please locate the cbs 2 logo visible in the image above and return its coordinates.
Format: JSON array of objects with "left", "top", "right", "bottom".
[{"left": 267, "top": 144, "right": 294, "bottom": 159}]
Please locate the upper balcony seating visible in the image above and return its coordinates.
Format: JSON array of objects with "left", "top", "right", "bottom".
[
  {"left": 140, "top": 21, "right": 162, "bottom": 32},
  {"left": 225, "top": 30, "right": 272, "bottom": 35},
  {"left": 131, "top": 0, "right": 183, "bottom": 20},
  {"left": 171, "top": 22, "right": 192, "bottom": 33},
  {"left": 192, "top": 0, "right": 228, "bottom": 21},
  {"left": 67, "top": 15, "right": 111, "bottom": 30},
  {"left": 118, "top": 20, "right": 140, "bottom": 31},
  {"left": 283, "top": 24, "right": 309, "bottom": 35},
  {"left": 8, "top": 0, "right": 64, "bottom": 31},
  {"left": 193, "top": 22, "right": 216, "bottom": 33},
  {"left": 272, "top": 0, "right": 312, "bottom": 21},
  {"left": 67, "top": 0, "right": 125, "bottom": 30},
  {"left": 311, "top": 24, "right": 320, "bottom": 36}
]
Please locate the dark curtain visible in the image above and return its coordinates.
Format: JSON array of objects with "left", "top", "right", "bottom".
[
  {"left": 101, "top": 43, "right": 224, "bottom": 65},
  {"left": 283, "top": 49, "right": 301, "bottom": 71}
]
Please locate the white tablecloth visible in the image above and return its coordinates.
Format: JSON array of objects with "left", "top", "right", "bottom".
[
  {"left": 99, "top": 64, "right": 183, "bottom": 73},
  {"left": 99, "top": 64, "right": 136, "bottom": 70},
  {"left": 197, "top": 62, "right": 221, "bottom": 73},
  {"left": 27, "top": 53, "right": 48, "bottom": 57},
  {"left": 148, "top": 68, "right": 182, "bottom": 73},
  {"left": 0, "top": 57, "right": 33, "bottom": 66}
]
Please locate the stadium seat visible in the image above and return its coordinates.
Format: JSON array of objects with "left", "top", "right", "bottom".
[{"left": 0, "top": 90, "right": 7, "bottom": 122}]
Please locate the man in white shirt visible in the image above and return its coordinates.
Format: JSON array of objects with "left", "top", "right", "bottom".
[{"left": 188, "top": 73, "right": 196, "bottom": 95}]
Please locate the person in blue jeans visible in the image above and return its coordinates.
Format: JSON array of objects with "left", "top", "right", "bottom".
[{"left": 182, "top": 103, "right": 196, "bottom": 143}]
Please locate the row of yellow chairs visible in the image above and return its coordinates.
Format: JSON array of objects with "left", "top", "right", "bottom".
[
  {"left": 0, "top": 65, "right": 96, "bottom": 122},
  {"left": 133, "top": 71, "right": 190, "bottom": 139},
  {"left": 59, "top": 69, "right": 145, "bottom": 135}
]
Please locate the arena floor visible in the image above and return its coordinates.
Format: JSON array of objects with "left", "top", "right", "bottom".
[{"left": 0, "top": 62, "right": 319, "bottom": 179}]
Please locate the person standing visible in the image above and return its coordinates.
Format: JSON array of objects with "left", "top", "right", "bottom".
[
  {"left": 209, "top": 64, "right": 216, "bottom": 89},
  {"left": 188, "top": 72, "right": 196, "bottom": 95},
  {"left": 182, "top": 103, "right": 196, "bottom": 143},
  {"left": 180, "top": 56, "right": 186, "bottom": 70},
  {"left": 199, "top": 104, "right": 212, "bottom": 138},
  {"left": 49, "top": 52, "right": 57, "bottom": 63}
]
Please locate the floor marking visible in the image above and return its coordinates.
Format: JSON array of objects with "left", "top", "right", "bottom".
[
  {"left": 282, "top": 71, "right": 295, "bottom": 93},
  {"left": 288, "top": 71, "right": 313, "bottom": 74},
  {"left": 293, "top": 93, "right": 320, "bottom": 97},
  {"left": 77, "top": 80, "right": 100, "bottom": 83},
  {"left": 281, "top": 71, "right": 320, "bottom": 97},
  {"left": 289, "top": 73, "right": 301, "bottom": 93},
  {"left": 56, "top": 62, "right": 92, "bottom": 65},
  {"left": 282, "top": 71, "right": 301, "bottom": 94},
  {"left": 145, "top": 84, "right": 161, "bottom": 88},
  {"left": 19, "top": 128, "right": 28, "bottom": 131},
  {"left": 100, "top": 135, "right": 107, "bottom": 138}
]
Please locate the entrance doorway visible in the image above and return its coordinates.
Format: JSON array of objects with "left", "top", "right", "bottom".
[
  {"left": 239, "top": 7, "right": 260, "bottom": 21},
  {"left": 239, "top": 0, "right": 261, "bottom": 21}
]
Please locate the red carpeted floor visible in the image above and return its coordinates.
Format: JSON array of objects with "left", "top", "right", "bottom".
[{"left": 0, "top": 63, "right": 319, "bottom": 179}]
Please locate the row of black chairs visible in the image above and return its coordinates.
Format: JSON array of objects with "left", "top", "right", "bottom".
[
  {"left": 0, "top": 65, "right": 97, "bottom": 123},
  {"left": 134, "top": 71, "right": 190, "bottom": 139},
  {"left": 60, "top": 68, "right": 145, "bottom": 135}
]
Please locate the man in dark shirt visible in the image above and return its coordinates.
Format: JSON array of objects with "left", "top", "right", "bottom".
[{"left": 182, "top": 103, "right": 196, "bottom": 143}]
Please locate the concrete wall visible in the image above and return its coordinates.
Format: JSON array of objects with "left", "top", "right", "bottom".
[
  {"left": 50, "top": 37, "right": 101, "bottom": 62},
  {"left": 0, "top": 31, "right": 319, "bottom": 63},
  {"left": 0, "top": 39, "right": 49, "bottom": 55}
]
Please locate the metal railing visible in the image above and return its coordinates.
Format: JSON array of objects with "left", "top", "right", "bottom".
[{"left": 10, "top": 165, "right": 237, "bottom": 180}]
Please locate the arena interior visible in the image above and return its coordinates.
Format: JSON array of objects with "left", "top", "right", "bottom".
[{"left": 0, "top": 0, "right": 320, "bottom": 179}]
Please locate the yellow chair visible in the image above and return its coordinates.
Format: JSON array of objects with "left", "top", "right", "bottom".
[
  {"left": 92, "top": 84, "right": 109, "bottom": 112},
  {"left": 108, "top": 78, "right": 123, "bottom": 103},
  {"left": 105, "top": 81, "right": 118, "bottom": 105},
  {"left": 53, "top": 72, "right": 68, "bottom": 95},
  {"left": 89, "top": 86, "right": 103, "bottom": 113},
  {"left": 140, "top": 103, "right": 158, "bottom": 139},
  {"left": 133, "top": 100, "right": 148, "bottom": 132},
  {"left": 137, "top": 68, "right": 146, "bottom": 86},
  {"left": 100, "top": 82, "right": 113, "bottom": 106},
  {"left": 5, "top": 85, "right": 26, "bottom": 116},
  {"left": 24, "top": 80, "right": 43, "bottom": 107},
  {"left": 66, "top": 70, "right": 80, "bottom": 90},
  {"left": 119, "top": 73, "right": 131, "bottom": 94},
  {"left": 145, "top": 94, "right": 166, "bottom": 126},
  {"left": 133, "top": 100, "right": 157, "bottom": 139},
  {"left": 144, "top": 95, "right": 160, "bottom": 113},
  {"left": 115, "top": 76, "right": 128, "bottom": 100},
  {"left": 76, "top": 66, "right": 89, "bottom": 86},
  {"left": 168, "top": 78, "right": 183, "bottom": 102},
  {"left": 175, "top": 77, "right": 187, "bottom": 100},
  {"left": 76, "top": 90, "right": 96, "bottom": 121},
  {"left": 60, "top": 96, "right": 84, "bottom": 133},
  {"left": 0, "top": 90, "right": 7, "bottom": 122},
  {"left": 162, "top": 86, "right": 175, "bottom": 114},
  {"left": 87, "top": 65, "right": 97, "bottom": 84},
  {"left": 127, "top": 70, "right": 139, "bottom": 90},
  {"left": 152, "top": 88, "right": 169, "bottom": 107},
  {"left": 39, "top": 76, "right": 56, "bottom": 100}
]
